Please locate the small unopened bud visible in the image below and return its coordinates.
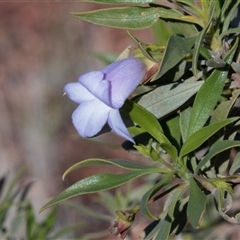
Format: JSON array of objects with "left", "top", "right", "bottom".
[{"left": 109, "top": 208, "right": 138, "bottom": 239}]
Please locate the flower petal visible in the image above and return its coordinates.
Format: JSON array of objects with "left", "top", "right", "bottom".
[
  {"left": 108, "top": 109, "right": 135, "bottom": 143},
  {"left": 102, "top": 58, "right": 146, "bottom": 108},
  {"left": 64, "top": 82, "right": 94, "bottom": 103},
  {"left": 78, "top": 71, "right": 112, "bottom": 107},
  {"left": 72, "top": 100, "right": 110, "bottom": 138}
]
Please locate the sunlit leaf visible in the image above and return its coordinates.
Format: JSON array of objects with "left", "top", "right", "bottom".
[
  {"left": 40, "top": 168, "right": 163, "bottom": 212},
  {"left": 123, "top": 100, "right": 178, "bottom": 161},
  {"left": 62, "top": 158, "right": 161, "bottom": 180},
  {"left": 137, "top": 79, "right": 203, "bottom": 120},
  {"left": 187, "top": 38, "right": 239, "bottom": 137},
  {"left": 72, "top": 7, "right": 162, "bottom": 30}
]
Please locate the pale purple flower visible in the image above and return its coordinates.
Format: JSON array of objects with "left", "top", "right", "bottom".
[{"left": 64, "top": 58, "right": 146, "bottom": 143}]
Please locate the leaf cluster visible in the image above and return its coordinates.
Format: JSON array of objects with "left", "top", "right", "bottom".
[{"left": 42, "top": 0, "right": 240, "bottom": 239}]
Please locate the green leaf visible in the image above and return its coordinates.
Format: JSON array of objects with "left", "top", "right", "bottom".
[
  {"left": 221, "top": 0, "right": 240, "bottom": 33},
  {"left": 180, "top": 107, "right": 191, "bottom": 143},
  {"left": 187, "top": 38, "right": 239, "bottom": 137},
  {"left": 140, "top": 172, "right": 175, "bottom": 219},
  {"left": 175, "top": 0, "right": 196, "bottom": 9},
  {"left": 137, "top": 79, "right": 203, "bottom": 120},
  {"left": 220, "top": 28, "right": 240, "bottom": 39},
  {"left": 152, "top": 19, "right": 175, "bottom": 46},
  {"left": 180, "top": 117, "right": 239, "bottom": 158},
  {"left": 192, "top": 1, "right": 215, "bottom": 76},
  {"left": 123, "top": 99, "right": 163, "bottom": 132},
  {"left": 187, "top": 177, "right": 207, "bottom": 228},
  {"left": 40, "top": 168, "right": 163, "bottom": 212},
  {"left": 127, "top": 31, "right": 164, "bottom": 62},
  {"left": 72, "top": 7, "right": 161, "bottom": 30},
  {"left": 73, "top": 6, "right": 199, "bottom": 30},
  {"left": 84, "top": 0, "right": 156, "bottom": 3},
  {"left": 195, "top": 140, "right": 240, "bottom": 173},
  {"left": 211, "top": 90, "right": 240, "bottom": 124},
  {"left": 62, "top": 158, "right": 160, "bottom": 180},
  {"left": 167, "top": 21, "right": 198, "bottom": 38},
  {"left": 156, "top": 35, "right": 196, "bottom": 79},
  {"left": 229, "top": 152, "right": 240, "bottom": 175},
  {"left": 123, "top": 100, "right": 178, "bottom": 161}
]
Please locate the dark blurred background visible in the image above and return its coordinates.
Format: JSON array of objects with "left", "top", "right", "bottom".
[{"left": 0, "top": 2, "right": 154, "bottom": 239}]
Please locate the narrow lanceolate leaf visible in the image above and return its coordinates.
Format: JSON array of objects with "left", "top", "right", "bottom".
[
  {"left": 140, "top": 172, "right": 175, "bottom": 219},
  {"left": 180, "top": 107, "right": 191, "bottom": 143},
  {"left": 195, "top": 140, "right": 240, "bottom": 174},
  {"left": 83, "top": 0, "right": 157, "bottom": 3},
  {"left": 187, "top": 177, "right": 207, "bottom": 228},
  {"left": 218, "top": 0, "right": 232, "bottom": 22},
  {"left": 229, "top": 152, "right": 240, "bottom": 175},
  {"left": 192, "top": 1, "right": 215, "bottom": 76},
  {"left": 72, "top": 7, "right": 161, "bottom": 30},
  {"left": 220, "top": 28, "right": 240, "bottom": 39},
  {"left": 137, "top": 79, "right": 203, "bottom": 119},
  {"left": 156, "top": 35, "right": 196, "bottom": 79},
  {"left": 123, "top": 99, "right": 163, "bottom": 133},
  {"left": 211, "top": 89, "right": 240, "bottom": 124},
  {"left": 62, "top": 158, "right": 165, "bottom": 180},
  {"left": 187, "top": 38, "right": 239, "bottom": 138},
  {"left": 222, "top": 0, "right": 240, "bottom": 33},
  {"left": 123, "top": 99, "right": 178, "bottom": 161},
  {"left": 180, "top": 117, "right": 239, "bottom": 158},
  {"left": 40, "top": 168, "right": 162, "bottom": 212}
]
